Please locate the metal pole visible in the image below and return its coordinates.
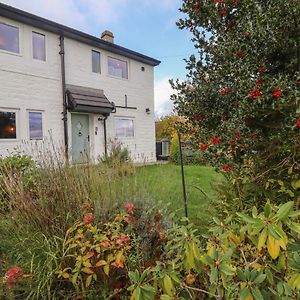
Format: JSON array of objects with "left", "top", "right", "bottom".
[{"left": 178, "top": 131, "right": 188, "bottom": 218}]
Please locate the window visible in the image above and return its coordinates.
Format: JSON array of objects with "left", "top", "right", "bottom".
[
  {"left": 0, "top": 111, "right": 16, "bottom": 139},
  {"left": 29, "top": 111, "right": 43, "bottom": 140},
  {"left": 0, "top": 23, "right": 19, "bottom": 53},
  {"left": 92, "top": 50, "right": 101, "bottom": 73},
  {"left": 108, "top": 57, "right": 128, "bottom": 79},
  {"left": 32, "top": 32, "right": 46, "bottom": 61},
  {"left": 115, "top": 118, "right": 134, "bottom": 138}
]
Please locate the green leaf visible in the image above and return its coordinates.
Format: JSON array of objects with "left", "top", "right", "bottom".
[
  {"left": 85, "top": 274, "right": 93, "bottom": 288},
  {"left": 254, "top": 274, "right": 266, "bottom": 284},
  {"left": 288, "top": 222, "right": 300, "bottom": 234},
  {"left": 129, "top": 271, "right": 140, "bottom": 283},
  {"left": 237, "top": 212, "right": 257, "bottom": 224},
  {"left": 274, "top": 201, "right": 294, "bottom": 221},
  {"left": 240, "top": 287, "right": 251, "bottom": 300},
  {"left": 291, "top": 180, "right": 300, "bottom": 190},
  {"left": 265, "top": 268, "right": 274, "bottom": 284},
  {"left": 162, "top": 275, "right": 173, "bottom": 297},
  {"left": 257, "top": 228, "right": 267, "bottom": 250},
  {"left": 264, "top": 201, "right": 271, "bottom": 218},
  {"left": 210, "top": 267, "right": 218, "bottom": 284},
  {"left": 268, "top": 224, "right": 284, "bottom": 240},
  {"left": 160, "top": 295, "right": 172, "bottom": 300},
  {"left": 141, "top": 285, "right": 156, "bottom": 300},
  {"left": 251, "top": 287, "right": 264, "bottom": 300},
  {"left": 219, "top": 263, "right": 236, "bottom": 276}
]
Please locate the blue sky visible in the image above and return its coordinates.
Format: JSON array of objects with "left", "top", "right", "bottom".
[{"left": 1, "top": 0, "right": 195, "bottom": 117}]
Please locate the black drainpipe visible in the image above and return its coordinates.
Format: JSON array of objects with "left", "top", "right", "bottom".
[
  {"left": 59, "top": 35, "right": 69, "bottom": 160},
  {"left": 103, "top": 116, "right": 108, "bottom": 156}
]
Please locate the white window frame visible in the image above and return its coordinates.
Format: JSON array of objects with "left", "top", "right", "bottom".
[
  {"left": 27, "top": 110, "right": 44, "bottom": 141},
  {"left": 0, "top": 20, "right": 22, "bottom": 56},
  {"left": 114, "top": 117, "right": 135, "bottom": 139},
  {"left": 91, "top": 49, "right": 101, "bottom": 74},
  {"left": 0, "top": 108, "right": 19, "bottom": 141},
  {"left": 107, "top": 56, "right": 129, "bottom": 80},
  {"left": 32, "top": 31, "right": 46, "bottom": 62}
]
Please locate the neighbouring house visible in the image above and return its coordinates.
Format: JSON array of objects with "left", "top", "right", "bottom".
[{"left": 0, "top": 3, "right": 160, "bottom": 164}]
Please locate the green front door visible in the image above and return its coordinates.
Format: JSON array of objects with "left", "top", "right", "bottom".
[{"left": 71, "top": 113, "right": 90, "bottom": 164}]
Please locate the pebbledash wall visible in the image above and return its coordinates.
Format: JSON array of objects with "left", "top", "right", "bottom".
[{"left": 0, "top": 4, "right": 160, "bottom": 163}]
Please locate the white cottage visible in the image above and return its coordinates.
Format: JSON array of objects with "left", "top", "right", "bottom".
[{"left": 0, "top": 3, "right": 160, "bottom": 163}]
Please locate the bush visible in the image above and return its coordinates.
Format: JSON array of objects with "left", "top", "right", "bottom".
[
  {"left": 2, "top": 201, "right": 299, "bottom": 299},
  {"left": 0, "top": 153, "right": 37, "bottom": 212}
]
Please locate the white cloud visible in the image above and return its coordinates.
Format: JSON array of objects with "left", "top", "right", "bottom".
[
  {"left": 154, "top": 76, "right": 176, "bottom": 118},
  {"left": 1, "top": 0, "right": 128, "bottom": 31}
]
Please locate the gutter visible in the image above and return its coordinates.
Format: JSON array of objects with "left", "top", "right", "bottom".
[{"left": 59, "top": 35, "right": 69, "bottom": 160}]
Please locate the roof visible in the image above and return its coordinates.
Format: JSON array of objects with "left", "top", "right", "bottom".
[
  {"left": 66, "top": 85, "right": 115, "bottom": 115},
  {"left": 0, "top": 3, "right": 161, "bottom": 67}
]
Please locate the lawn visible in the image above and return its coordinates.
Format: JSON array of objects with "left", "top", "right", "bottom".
[{"left": 134, "top": 163, "right": 224, "bottom": 230}]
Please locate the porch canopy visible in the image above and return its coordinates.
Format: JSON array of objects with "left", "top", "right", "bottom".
[{"left": 66, "top": 85, "right": 115, "bottom": 115}]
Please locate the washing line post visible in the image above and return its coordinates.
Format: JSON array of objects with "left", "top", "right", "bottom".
[{"left": 177, "top": 130, "right": 188, "bottom": 218}]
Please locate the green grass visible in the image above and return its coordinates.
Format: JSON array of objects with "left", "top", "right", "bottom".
[{"left": 134, "top": 164, "right": 223, "bottom": 230}]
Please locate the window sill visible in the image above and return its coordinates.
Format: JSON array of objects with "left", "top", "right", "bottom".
[{"left": 0, "top": 49, "right": 22, "bottom": 57}]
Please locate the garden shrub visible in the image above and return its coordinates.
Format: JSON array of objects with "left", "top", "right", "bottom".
[
  {"left": 2, "top": 200, "right": 298, "bottom": 299},
  {"left": 0, "top": 153, "right": 37, "bottom": 212}
]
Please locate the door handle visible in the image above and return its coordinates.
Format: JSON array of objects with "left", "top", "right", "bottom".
[{"left": 87, "top": 135, "right": 90, "bottom": 142}]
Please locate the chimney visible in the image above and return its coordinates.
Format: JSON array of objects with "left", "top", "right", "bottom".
[{"left": 101, "top": 30, "right": 114, "bottom": 43}]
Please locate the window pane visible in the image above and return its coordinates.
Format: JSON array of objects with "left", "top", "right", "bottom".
[
  {"left": 115, "top": 119, "right": 134, "bottom": 137},
  {"left": 108, "top": 57, "right": 128, "bottom": 79},
  {"left": 0, "top": 111, "right": 16, "bottom": 139},
  {"left": 0, "top": 23, "right": 19, "bottom": 53},
  {"left": 32, "top": 32, "right": 46, "bottom": 61},
  {"left": 29, "top": 112, "right": 43, "bottom": 140},
  {"left": 92, "top": 50, "right": 101, "bottom": 73}
]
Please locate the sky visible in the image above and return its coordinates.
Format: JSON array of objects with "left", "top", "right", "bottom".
[{"left": 1, "top": 0, "right": 195, "bottom": 117}]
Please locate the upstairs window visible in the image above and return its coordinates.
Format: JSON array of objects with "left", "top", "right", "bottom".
[
  {"left": 0, "top": 23, "right": 19, "bottom": 53},
  {"left": 28, "top": 111, "right": 43, "bottom": 140},
  {"left": 0, "top": 111, "right": 17, "bottom": 139},
  {"left": 115, "top": 118, "right": 134, "bottom": 138},
  {"left": 32, "top": 32, "right": 46, "bottom": 61},
  {"left": 108, "top": 57, "right": 128, "bottom": 79},
  {"left": 92, "top": 50, "right": 101, "bottom": 73}
]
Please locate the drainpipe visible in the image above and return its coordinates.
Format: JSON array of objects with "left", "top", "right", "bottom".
[
  {"left": 59, "top": 35, "right": 69, "bottom": 160},
  {"left": 103, "top": 116, "right": 108, "bottom": 156}
]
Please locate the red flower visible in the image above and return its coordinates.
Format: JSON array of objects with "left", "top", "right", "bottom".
[
  {"left": 194, "top": 4, "right": 201, "bottom": 11},
  {"left": 192, "top": 114, "right": 202, "bottom": 121},
  {"left": 234, "top": 51, "right": 246, "bottom": 58},
  {"left": 297, "top": 80, "right": 300, "bottom": 84},
  {"left": 211, "top": 137, "right": 221, "bottom": 144},
  {"left": 295, "top": 120, "right": 300, "bottom": 128},
  {"left": 234, "top": 131, "right": 241, "bottom": 140},
  {"left": 4, "top": 267, "right": 23, "bottom": 289},
  {"left": 251, "top": 132, "right": 258, "bottom": 140},
  {"left": 83, "top": 213, "right": 94, "bottom": 224},
  {"left": 255, "top": 80, "right": 263, "bottom": 87},
  {"left": 222, "top": 166, "right": 233, "bottom": 172},
  {"left": 219, "top": 87, "right": 230, "bottom": 96},
  {"left": 219, "top": 9, "right": 228, "bottom": 17},
  {"left": 232, "top": 0, "right": 238, "bottom": 4},
  {"left": 199, "top": 143, "right": 209, "bottom": 151},
  {"left": 125, "top": 202, "right": 135, "bottom": 214},
  {"left": 214, "top": 0, "right": 225, "bottom": 3},
  {"left": 272, "top": 88, "right": 283, "bottom": 99},
  {"left": 116, "top": 235, "right": 130, "bottom": 246},
  {"left": 250, "top": 89, "right": 262, "bottom": 99},
  {"left": 258, "top": 65, "right": 267, "bottom": 74},
  {"left": 223, "top": 114, "right": 230, "bottom": 121}
]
